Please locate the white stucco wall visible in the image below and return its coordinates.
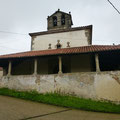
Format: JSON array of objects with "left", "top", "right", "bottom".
[
  {"left": 0, "top": 71, "right": 120, "bottom": 103},
  {"left": 32, "top": 30, "right": 90, "bottom": 51}
]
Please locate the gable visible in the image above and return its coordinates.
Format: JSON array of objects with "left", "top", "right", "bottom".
[{"left": 48, "top": 10, "right": 70, "bottom": 18}]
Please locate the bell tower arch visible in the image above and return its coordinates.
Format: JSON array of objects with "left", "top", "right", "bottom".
[{"left": 47, "top": 9, "right": 73, "bottom": 30}]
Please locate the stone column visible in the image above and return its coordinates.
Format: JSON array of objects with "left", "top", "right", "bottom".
[
  {"left": 33, "top": 58, "right": 38, "bottom": 75},
  {"left": 58, "top": 56, "right": 62, "bottom": 74},
  {"left": 8, "top": 61, "right": 12, "bottom": 76},
  {"left": 95, "top": 53, "right": 100, "bottom": 72}
]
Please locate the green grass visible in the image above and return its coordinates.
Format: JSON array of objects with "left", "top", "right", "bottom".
[{"left": 0, "top": 88, "right": 120, "bottom": 113}]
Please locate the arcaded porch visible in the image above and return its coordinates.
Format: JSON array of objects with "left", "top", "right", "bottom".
[
  {"left": 0, "top": 46, "right": 120, "bottom": 103},
  {"left": 0, "top": 50, "right": 120, "bottom": 76}
]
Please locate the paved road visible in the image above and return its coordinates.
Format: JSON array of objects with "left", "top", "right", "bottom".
[{"left": 0, "top": 96, "right": 120, "bottom": 120}]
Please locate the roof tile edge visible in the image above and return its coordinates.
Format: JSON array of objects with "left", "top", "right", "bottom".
[{"left": 29, "top": 25, "right": 93, "bottom": 36}]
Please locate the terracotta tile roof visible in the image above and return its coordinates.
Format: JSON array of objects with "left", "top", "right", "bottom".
[
  {"left": 0, "top": 45, "right": 120, "bottom": 60},
  {"left": 29, "top": 25, "right": 92, "bottom": 36}
]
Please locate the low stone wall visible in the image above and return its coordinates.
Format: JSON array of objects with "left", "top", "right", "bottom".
[
  {"left": 0, "top": 71, "right": 3, "bottom": 77},
  {"left": 0, "top": 71, "right": 120, "bottom": 103}
]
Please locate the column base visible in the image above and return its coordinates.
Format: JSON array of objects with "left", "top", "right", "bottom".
[
  {"left": 7, "top": 74, "right": 11, "bottom": 77},
  {"left": 58, "top": 71, "right": 62, "bottom": 74},
  {"left": 33, "top": 73, "right": 37, "bottom": 76},
  {"left": 96, "top": 70, "right": 100, "bottom": 72}
]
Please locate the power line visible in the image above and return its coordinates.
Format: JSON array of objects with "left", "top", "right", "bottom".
[
  {"left": 0, "top": 30, "right": 28, "bottom": 36},
  {"left": 0, "top": 45, "right": 26, "bottom": 51},
  {"left": 0, "top": 33, "right": 119, "bottom": 43},
  {"left": 107, "top": 0, "right": 120, "bottom": 14}
]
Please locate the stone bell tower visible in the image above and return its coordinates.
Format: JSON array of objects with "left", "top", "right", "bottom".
[{"left": 47, "top": 9, "right": 73, "bottom": 31}]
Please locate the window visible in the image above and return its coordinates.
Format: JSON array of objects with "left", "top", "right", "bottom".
[
  {"left": 61, "top": 14, "right": 65, "bottom": 25},
  {"left": 53, "top": 16, "right": 57, "bottom": 26}
]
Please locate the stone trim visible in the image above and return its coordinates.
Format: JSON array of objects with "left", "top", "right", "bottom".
[
  {"left": 31, "top": 36, "right": 36, "bottom": 51},
  {"left": 29, "top": 25, "right": 92, "bottom": 37}
]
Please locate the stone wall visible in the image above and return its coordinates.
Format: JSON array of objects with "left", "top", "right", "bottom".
[
  {"left": 47, "top": 11, "right": 72, "bottom": 30},
  {"left": 0, "top": 71, "right": 120, "bottom": 103}
]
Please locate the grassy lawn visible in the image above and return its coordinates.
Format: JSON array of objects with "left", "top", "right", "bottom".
[{"left": 0, "top": 88, "right": 120, "bottom": 113}]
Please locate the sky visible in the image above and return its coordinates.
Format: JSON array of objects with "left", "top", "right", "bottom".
[{"left": 0, "top": 0, "right": 120, "bottom": 55}]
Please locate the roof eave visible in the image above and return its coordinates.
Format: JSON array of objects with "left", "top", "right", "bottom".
[{"left": 29, "top": 25, "right": 93, "bottom": 37}]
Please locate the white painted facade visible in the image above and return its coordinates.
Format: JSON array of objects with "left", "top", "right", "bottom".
[{"left": 32, "top": 29, "right": 90, "bottom": 51}]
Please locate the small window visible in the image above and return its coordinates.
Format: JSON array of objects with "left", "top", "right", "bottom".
[
  {"left": 53, "top": 16, "right": 57, "bottom": 26},
  {"left": 61, "top": 14, "right": 65, "bottom": 25}
]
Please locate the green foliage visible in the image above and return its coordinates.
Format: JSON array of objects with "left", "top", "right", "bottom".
[{"left": 0, "top": 88, "right": 120, "bottom": 113}]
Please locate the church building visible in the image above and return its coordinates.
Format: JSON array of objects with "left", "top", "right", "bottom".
[{"left": 0, "top": 10, "right": 120, "bottom": 102}]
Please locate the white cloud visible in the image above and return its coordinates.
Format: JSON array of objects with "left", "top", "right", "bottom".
[{"left": 0, "top": 0, "right": 120, "bottom": 54}]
